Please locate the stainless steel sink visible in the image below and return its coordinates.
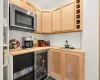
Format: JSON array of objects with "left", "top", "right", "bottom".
[
  {"left": 60, "top": 47, "right": 75, "bottom": 50},
  {"left": 60, "top": 47, "right": 70, "bottom": 49}
]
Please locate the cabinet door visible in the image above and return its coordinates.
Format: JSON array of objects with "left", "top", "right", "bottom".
[
  {"left": 50, "top": 49, "right": 62, "bottom": 79},
  {"left": 62, "top": 1, "right": 75, "bottom": 31},
  {"left": 9, "top": 0, "right": 25, "bottom": 9},
  {"left": 41, "top": 11, "right": 52, "bottom": 33},
  {"left": 25, "top": 0, "right": 36, "bottom": 13},
  {"left": 63, "top": 51, "right": 84, "bottom": 80},
  {"left": 36, "top": 9, "right": 42, "bottom": 33},
  {"left": 52, "top": 7, "right": 61, "bottom": 32}
]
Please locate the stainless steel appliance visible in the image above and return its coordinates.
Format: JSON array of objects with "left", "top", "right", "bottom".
[
  {"left": 34, "top": 50, "right": 48, "bottom": 80},
  {"left": 13, "top": 53, "right": 34, "bottom": 80},
  {"left": 10, "top": 4, "right": 37, "bottom": 32},
  {"left": 22, "top": 37, "right": 33, "bottom": 48}
]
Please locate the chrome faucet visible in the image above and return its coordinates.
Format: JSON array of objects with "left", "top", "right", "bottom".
[
  {"left": 65, "top": 40, "right": 70, "bottom": 48},
  {"left": 65, "top": 40, "right": 68, "bottom": 45}
]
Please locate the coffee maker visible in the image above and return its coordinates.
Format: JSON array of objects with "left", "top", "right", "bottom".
[{"left": 22, "top": 37, "right": 33, "bottom": 48}]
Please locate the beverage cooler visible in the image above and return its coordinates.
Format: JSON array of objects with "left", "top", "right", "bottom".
[{"left": 34, "top": 50, "right": 48, "bottom": 80}]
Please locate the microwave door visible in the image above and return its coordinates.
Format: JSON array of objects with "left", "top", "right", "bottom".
[
  {"left": 15, "top": 10, "right": 34, "bottom": 29},
  {"left": 10, "top": 4, "right": 36, "bottom": 31}
]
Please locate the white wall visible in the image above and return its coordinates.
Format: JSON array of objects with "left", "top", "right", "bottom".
[
  {"left": 46, "top": 32, "right": 82, "bottom": 48},
  {"left": 82, "top": 0, "right": 99, "bottom": 80},
  {"left": 9, "top": 30, "right": 46, "bottom": 46}
]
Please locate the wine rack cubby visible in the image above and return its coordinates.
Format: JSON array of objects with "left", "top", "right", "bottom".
[{"left": 75, "top": 0, "right": 82, "bottom": 30}]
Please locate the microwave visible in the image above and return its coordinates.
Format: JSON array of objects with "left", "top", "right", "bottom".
[{"left": 10, "top": 4, "right": 37, "bottom": 32}]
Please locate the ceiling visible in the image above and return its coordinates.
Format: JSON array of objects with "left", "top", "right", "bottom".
[{"left": 28, "top": 0, "right": 70, "bottom": 10}]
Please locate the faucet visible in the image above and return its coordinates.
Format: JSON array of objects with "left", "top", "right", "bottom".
[
  {"left": 65, "top": 40, "right": 70, "bottom": 48},
  {"left": 65, "top": 40, "right": 68, "bottom": 45}
]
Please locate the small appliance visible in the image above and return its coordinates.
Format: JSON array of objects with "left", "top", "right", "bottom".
[
  {"left": 9, "top": 39, "right": 20, "bottom": 49},
  {"left": 10, "top": 4, "right": 37, "bottom": 32},
  {"left": 38, "top": 40, "right": 46, "bottom": 47},
  {"left": 22, "top": 37, "right": 33, "bottom": 48},
  {"left": 46, "top": 41, "right": 50, "bottom": 46}
]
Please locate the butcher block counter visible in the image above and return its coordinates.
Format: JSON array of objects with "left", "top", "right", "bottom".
[{"left": 10, "top": 46, "right": 84, "bottom": 56}]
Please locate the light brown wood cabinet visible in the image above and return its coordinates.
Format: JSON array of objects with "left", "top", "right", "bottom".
[
  {"left": 62, "top": 51, "right": 84, "bottom": 80},
  {"left": 49, "top": 49, "right": 84, "bottom": 80},
  {"left": 41, "top": 11, "right": 52, "bottom": 33},
  {"left": 49, "top": 49, "right": 62, "bottom": 79},
  {"left": 9, "top": 0, "right": 36, "bottom": 13},
  {"left": 36, "top": 9, "right": 42, "bottom": 33},
  {"left": 25, "top": 0, "right": 36, "bottom": 13},
  {"left": 9, "top": 0, "right": 26, "bottom": 9},
  {"left": 62, "top": 1, "right": 75, "bottom": 31},
  {"left": 52, "top": 7, "right": 62, "bottom": 32}
]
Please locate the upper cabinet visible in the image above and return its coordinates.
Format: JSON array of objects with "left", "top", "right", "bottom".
[
  {"left": 62, "top": 1, "right": 75, "bottom": 31},
  {"left": 41, "top": 11, "right": 52, "bottom": 33},
  {"left": 10, "top": 0, "right": 36, "bottom": 14},
  {"left": 9, "top": 0, "right": 26, "bottom": 9},
  {"left": 52, "top": 7, "right": 62, "bottom": 32},
  {"left": 25, "top": 0, "right": 36, "bottom": 13},
  {"left": 36, "top": 9, "right": 42, "bottom": 33}
]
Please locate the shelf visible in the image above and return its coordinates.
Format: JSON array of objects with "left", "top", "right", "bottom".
[
  {"left": 76, "top": 8, "right": 80, "bottom": 10},
  {"left": 76, "top": 18, "right": 80, "bottom": 20},
  {"left": 76, "top": 3, "right": 80, "bottom": 5},
  {"left": 76, "top": 24, "right": 80, "bottom": 25},
  {"left": 3, "top": 25, "right": 8, "bottom": 28},
  {"left": 3, "top": 63, "right": 8, "bottom": 67},
  {"left": 3, "top": 44, "right": 8, "bottom": 47},
  {"left": 76, "top": 13, "right": 80, "bottom": 15}
]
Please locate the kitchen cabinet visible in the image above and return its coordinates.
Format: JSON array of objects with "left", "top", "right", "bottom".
[
  {"left": 62, "top": 51, "right": 84, "bottom": 80},
  {"left": 49, "top": 49, "right": 62, "bottom": 79},
  {"left": 9, "top": 0, "right": 26, "bottom": 9},
  {"left": 25, "top": 0, "right": 36, "bottom": 13},
  {"left": 75, "top": 0, "right": 83, "bottom": 30},
  {"left": 52, "top": 7, "right": 62, "bottom": 32},
  {"left": 41, "top": 11, "right": 52, "bottom": 33},
  {"left": 36, "top": 9, "right": 42, "bottom": 33},
  {"left": 62, "top": 1, "right": 75, "bottom": 31},
  {"left": 9, "top": 0, "right": 36, "bottom": 13}
]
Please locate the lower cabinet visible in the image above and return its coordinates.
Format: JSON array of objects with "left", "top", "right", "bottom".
[
  {"left": 49, "top": 49, "right": 62, "bottom": 79},
  {"left": 49, "top": 49, "right": 85, "bottom": 80},
  {"left": 62, "top": 51, "right": 85, "bottom": 80}
]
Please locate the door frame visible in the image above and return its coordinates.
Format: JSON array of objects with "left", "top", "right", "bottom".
[{"left": 98, "top": 0, "right": 100, "bottom": 80}]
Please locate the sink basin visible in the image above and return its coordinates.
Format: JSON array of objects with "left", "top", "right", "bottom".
[
  {"left": 60, "top": 47, "right": 70, "bottom": 49},
  {"left": 60, "top": 47, "right": 75, "bottom": 50}
]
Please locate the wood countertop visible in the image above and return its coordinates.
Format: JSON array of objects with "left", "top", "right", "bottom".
[{"left": 10, "top": 46, "right": 84, "bottom": 56}]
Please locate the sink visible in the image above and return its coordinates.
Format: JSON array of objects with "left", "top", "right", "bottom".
[{"left": 60, "top": 47, "right": 75, "bottom": 50}]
